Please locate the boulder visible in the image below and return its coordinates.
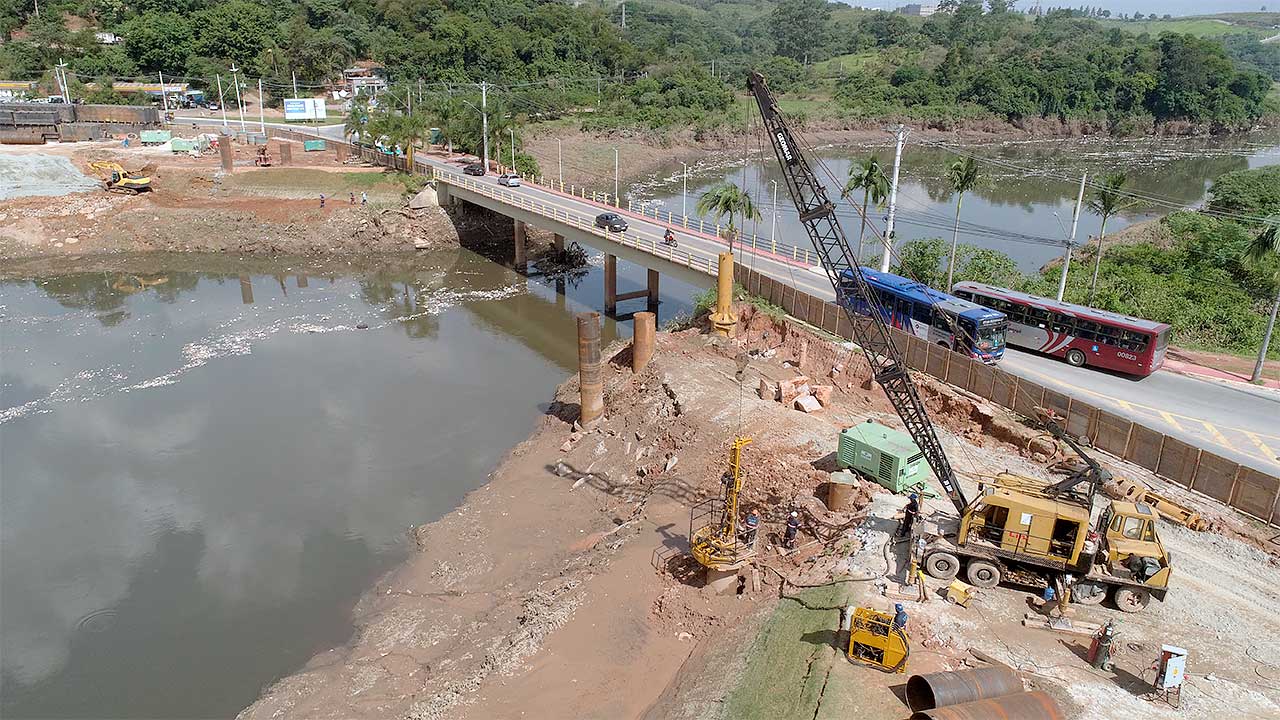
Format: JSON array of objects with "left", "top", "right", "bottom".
[
  {"left": 794, "top": 395, "right": 822, "bottom": 413},
  {"left": 758, "top": 378, "right": 779, "bottom": 401},
  {"left": 812, "top": 384, "right": 834, "bottom": 407}
]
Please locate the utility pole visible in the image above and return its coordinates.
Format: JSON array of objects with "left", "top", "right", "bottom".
[
  {"left": 292, "top": 72, "right": 298, "bottom": 99},
  {"left": 216, "top": 74, "right": 228, "bottom": 126},
  {"left": 558, "top": 138, "right": 563, "bottom": 186},
  {"left": 614, "top": 147, "right": 620, "bottom": 206},
  {"left": 621, "top": 1, "right": 626, "bottom": 28},
  {"left": 1058, "top": 173, "right": 1088, "bottom": 302},
  {"left": 681, "top": 162, "right": 689, "bottom": 218},
  {"left": 157, "top": 70, "right": 169, "bottom": 121},
  {"left": 881, "top": 123, "right": 908, "bottom": 272},
  {"left": 230, "top": 65, "right": 246, "bottom": 131},
  {"left": 480, "top": 81, "right": 489, "bottom": 172},
  {"left": 55, "top": 60, "right": 69, "bottom": 104},
  {"left": 771, "top": 179, "right": 778, "bottom": 245},
  {"left": 258, "top": 78, "right": 265, "bottom": 133},
  {"left": 596, "top": 76, "right": 601, "bottom": 109},
  {"left": 509, "top": 127, "right": 515, "bottom": 170}
]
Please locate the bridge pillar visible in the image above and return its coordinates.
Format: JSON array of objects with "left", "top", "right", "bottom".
[
  {"left": 647, "top": 268, "right": 659, "bottom": 306},
  {"left": 577, "top": 312, "right": 604, "bottom": 427},
  {"left": 553, "top": 233, "right": 565, "bottom": 257},
  {"left": 239, "top": 275, "right": 254, "bottom": 304},
  {"left": 514, "top": 219, "right": 527, "bottom": 272},
  {"left": 219, "top": 141, "right": 234, "bottom": 172},
  {"left": 633, "top": 311, "right": 655, "bottom": 373},
  {"left": 436, "top": 182, "right": 451, "bottom": 207},
  {"left": 604, "top": 253, "right": 617, "bottom": 314}
]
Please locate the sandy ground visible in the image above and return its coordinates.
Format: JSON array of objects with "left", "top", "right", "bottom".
[
  {"left": 236, "top": 302, "right": 1280, "bottom": 720},
  {"left": 0, "top": 140, "right": 551, "bottom": 265}
]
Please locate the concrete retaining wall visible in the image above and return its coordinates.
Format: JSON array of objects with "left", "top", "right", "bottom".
[{"left": 732, "top": 265, "right": 1280, "bottom": 527}]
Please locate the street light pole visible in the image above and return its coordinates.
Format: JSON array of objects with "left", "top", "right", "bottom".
[
  {"left": 230, "top": 65, "right": 246, "bottom": 131},
  {"left": 509, "top": 127, "right": 515, "bottom": 170},
  {"left": 216, "top": 74, "right": 228, "bottom": 126},
  {"left": 258, "top": 78, "right": 265, "bottom": 133},
  {"left": 680, "top": 162, "right": 688, "bottom": 218},
  {"left": 1058, "top": 173, "right": 1088, "bottom": 302},
  {"left": 614, "top": 147, "right": 619, "bottom": 207},
  {"left": 882, "top": 123, "right": 908, "bottom": 272},
  {"left": 557, "top": 138, "right": 563, "bottom": 186},
  {"left": 480, "top": 81, "right": 489, "bottom": 172},
  {"left": 771, "top": 179, "right": 778, "bottom": 245}
]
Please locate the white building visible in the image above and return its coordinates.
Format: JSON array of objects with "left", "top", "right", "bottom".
[{"left": 898, "top": 3, "right": 939, "bottom": 16}]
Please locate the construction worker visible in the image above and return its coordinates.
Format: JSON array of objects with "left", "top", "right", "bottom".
[
  {"left": 349, "top": 192, "right": 356, "bottom": 205},
  {"left": 892, "top": 603, "right": 909, "bottom": 632},
  {"left": 361, "top": 191, "right": 368, "bottom": 206},
  {"left": 897, "top": 493, "right": 920, "bottom": 538},
  {"left": 1039, "top": 582, "right": 1058, "bottom": 617},
  {"left": 742, "top": 509, "right": 761, "bottom": 547},
  {"left": 319, "top": 193, "right": 326, "bottom": 208},
  {"left": 784, "top": 511, "right": 800, "bottom": 549}
]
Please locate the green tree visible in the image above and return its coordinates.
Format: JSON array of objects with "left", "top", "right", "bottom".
[
  {"left": 844, "top": 154, "right": 890, "bottom": 262},
  {"left": 344, "top": 96, "right": 371, "bottom": 143},
  {"left": 696, "top": 182, "right": 762, "bottom": 252},
  {"left": 1086, "top": 172, "right": 1138, "bottom": 305},
  {"left": 120, "top": 12, "right": 193, "bottom": 73},
  {"left": 193, "top": 0, "right": 279, "bottom": 68},
  {"left": 430, "top": 96, "right": 463, "bottom": 154},
  {"left": 770, "top": 0, "right": 833, "bottom": 61},
  {"left": 944, "top": 156, "right": 980, "bottom": 289},
  {"left": 1244, "top": 219, "right": 1280, "bottom": 382}
]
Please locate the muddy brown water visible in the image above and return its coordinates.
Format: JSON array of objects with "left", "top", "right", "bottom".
[
  {"left": 637, "top": 129, "right": 1280, "bottom": 272},
  {"left": 0, "top": 248, "right": 694, "bottom": 719}
]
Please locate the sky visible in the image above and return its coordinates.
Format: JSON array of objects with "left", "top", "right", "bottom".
[{"left": 857, "top": 1, "right": 1271, "bottom": 15}]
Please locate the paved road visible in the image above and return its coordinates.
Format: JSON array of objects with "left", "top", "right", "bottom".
[{"left": 174, "top": 117, "right": 1280, "bottom": 475}]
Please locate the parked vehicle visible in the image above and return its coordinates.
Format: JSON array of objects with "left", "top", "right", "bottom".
[
  {"left": 952, "top": 282, "right": 1170, "bottom": 376},
  {"left": 463, "top": 163, "right": 485, "bottom": 176},
  {"left": 498, "top": 173, "right": 520, "bottom": 187},
  {"left": 594, "top": 212, "right": 628, "bottom": 232}
]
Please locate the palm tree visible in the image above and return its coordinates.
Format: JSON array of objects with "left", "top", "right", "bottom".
[
  {"left": 1085, "top": 172, "right": 1137, "bottom": 305},
  {"left": 696, "top": 182, "right": 762, "bottom": 253},
  {"left": 1245, "top": 217, "right": 1280, "bottom": 383},
  {"left": 432, "top": 97, "right": 462, "bottom": 154},
  {"left": 844, "top": 154, "right": 890, "bottom": 263},
  {"left": 344, "top": 96, "right": 371, "bottom": 144},
  {"left": 485, "top": 101, "right": 517, "bottom": 172},
  {"left": 944, "top": 157, "right": 981, "bottom": 289},
  {"left": 397, "top": 112, "right": 430, "bottom": 170}
]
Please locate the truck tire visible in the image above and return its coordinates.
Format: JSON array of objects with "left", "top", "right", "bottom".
[
  {"left": 925, "top": 552, "right": 960, "bottom": 580},
  {"left": 965, "top": 559, "right": 1001, "bottom": 589},
  {"left": 1113, "top": 587, "right": 1150, "bottom": 613},
  {"left": 1071, "top": 581, "right": 1107, "bottom": 605}
]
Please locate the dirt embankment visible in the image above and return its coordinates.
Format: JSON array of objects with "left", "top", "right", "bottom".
[{"left": 239, "top": 302, "right": 1271, "bottom": 720}]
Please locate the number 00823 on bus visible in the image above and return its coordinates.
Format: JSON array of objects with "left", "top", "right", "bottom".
[{"left": 953, "top": 282, "right": 1171, "bottom": 377}]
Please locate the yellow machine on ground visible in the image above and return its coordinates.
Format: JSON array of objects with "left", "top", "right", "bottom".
[
  {"left": 690, "top": 437, "right": 756, "bottom": 571},
  {"left": 846, "top": 606, "right": 909, "bottom": 673},
  {"left": 88, "top": 161, "right": 152, "bottom": 194},
  {"left": 923, "top": 468, "right": 1172, "bottom": 613}
]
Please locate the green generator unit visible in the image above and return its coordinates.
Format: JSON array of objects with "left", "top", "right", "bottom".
[{"left": 837, "top": 420, "right": 926, "bottom": 493}]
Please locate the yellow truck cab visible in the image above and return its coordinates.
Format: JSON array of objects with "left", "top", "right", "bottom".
[{"left": 923, "top": 474, "right": 1171, "bottom": 613}]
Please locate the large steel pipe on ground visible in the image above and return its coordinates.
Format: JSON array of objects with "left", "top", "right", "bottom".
[
  {"left": 577, "top": 311, "right": 603, "bottom": 426},
  {"left": 632, "top": 311, "right": 655, "bottom": 373},
  {"left": 906, "top": 667, "right": 1023, "bottom": 710},
  {"left": 908, "top": 690, "right": 1064, "bottom": 720}
]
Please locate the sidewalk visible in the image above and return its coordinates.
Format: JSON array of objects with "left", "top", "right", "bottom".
[{"left": 1163, "top": 356, "right": 1280, "bottom": 390}]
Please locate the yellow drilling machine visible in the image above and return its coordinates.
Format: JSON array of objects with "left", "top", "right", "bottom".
[{"left": 689, "top": 437, "right": 757, "bottom": 590}]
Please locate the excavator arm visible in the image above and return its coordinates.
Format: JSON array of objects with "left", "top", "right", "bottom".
[{"left": 748, "top": 71, "right": 969, "bottom": 516}]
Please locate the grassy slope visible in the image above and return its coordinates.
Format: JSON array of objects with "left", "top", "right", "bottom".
[{"left": 1096, "top": 14, "right": 1277, "bottom": 38}]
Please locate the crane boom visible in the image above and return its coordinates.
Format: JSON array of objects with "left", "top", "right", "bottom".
[{"left": 747, "top": 71, "right": 969, "bottom": 515}]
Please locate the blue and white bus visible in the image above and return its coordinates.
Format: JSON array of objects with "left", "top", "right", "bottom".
[{"left": 837, "top": 269, "right": 1007, "bottom": 364}]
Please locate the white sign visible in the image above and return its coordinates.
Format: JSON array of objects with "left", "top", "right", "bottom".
[{"left": 284, "top": 98, "right": 327, "bottom": 121}]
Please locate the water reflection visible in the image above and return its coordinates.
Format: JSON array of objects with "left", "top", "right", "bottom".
[{"left": 0, "top": 248, "right": 691, "bottom": 719}]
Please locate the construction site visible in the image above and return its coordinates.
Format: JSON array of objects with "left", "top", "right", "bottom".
[{"left": 3, "top": 79, "right": 1280, "bottom": 720}]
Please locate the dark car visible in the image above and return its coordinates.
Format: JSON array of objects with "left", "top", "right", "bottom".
[
  {"left": 594, "top": 212, "right": 628, "bottom": 232},
  {"left": 463, "top": 163, "right": 485, "bottom": 176},
  {"left": 497, "top": 173, "right": 521, "bottom": 187}
]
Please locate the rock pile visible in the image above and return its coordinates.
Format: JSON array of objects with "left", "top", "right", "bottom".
[{"left": 757, "top": 374, "right": 836, "bottom": 414}]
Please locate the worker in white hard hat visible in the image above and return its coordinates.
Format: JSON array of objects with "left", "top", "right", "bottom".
[{"left": 784, "top": 511, "right": 800, "bottom": 549}]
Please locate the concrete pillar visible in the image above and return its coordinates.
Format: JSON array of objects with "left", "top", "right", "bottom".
[
  {"left": 296, "top": 274, "right": 308, "bottom": 288},
  {"left": 555, "top": 277, "right": 566, "bottom": 309},
  {"left": 219, "top": 141, "right": 234, "bottom": 172},
  {"left": 577, "top": 312, "right": 604, "bottom": 427},
  {"left": 336, "top": 144, "right": 347, "bottom": 163},
  {"left": 710, "top": 252, "right": 738, "bottom": 338},
  {"left": 633, "top": 311, "right": 655, "bottom": 373},
  {"left": 604, "top": 253, "right": 617, "bottom": 314},
  {"left": 513, "top": 219, "right": 527, "bottom": 272},
  {"left": 436, "top": 183, "right": 452, "bottom": 207},
  {"left": 279, "top": 142, "right": 292, "bottom": 166},
  {"left": 553, "top": 233, "right": 565, "bottom": 255},
  {"left": 647, "top": 268, "right": 659, "bottom": 306},
  {"left": 238, "top": 275, "right": 253, "bottom": 304}
]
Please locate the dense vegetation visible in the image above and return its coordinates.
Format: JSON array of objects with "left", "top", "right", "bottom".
[
  {"left": 893, "top": 165, "right": 1280, "bottom": 358},
  {"left": 0, "top": 1, "right": 1275, "bottom": 136}
]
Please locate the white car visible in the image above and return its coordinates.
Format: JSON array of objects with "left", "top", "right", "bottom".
[{"left": 498, "top": 173, "right": 521, "bottom": 187}]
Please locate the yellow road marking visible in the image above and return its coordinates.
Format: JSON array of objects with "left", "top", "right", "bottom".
[
  {"left": 1159, "top": 411, "right": 1184, "bottom": 432},
  {"left": 1245, "top": 432, "right": 1278, "bottom": 462},
  {"left": 1200, "top": 421, "right": 1235, "bottom": 451},
  {"left": 1112, "top": 398, "right": 1134, "bottom": 412}
]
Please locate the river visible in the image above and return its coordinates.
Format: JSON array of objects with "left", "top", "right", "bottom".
[
  {"left": 636, "top": 129, "right": 1280, "bottom": 273},
  {"left": 0, "top": 250, "right": 693, "bottom": 719}
]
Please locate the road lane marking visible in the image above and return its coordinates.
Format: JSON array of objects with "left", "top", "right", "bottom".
[
  {"left": 1245, "top": 432, "right": 1278, "bottom": 462},
  {"left": 1200, "top": 421, "right": 1236, "bottom": 451},
  {"left": 1159, "top": 411, "right": 1184, "bottom": 432},
  {"left": 1113, "top": 398, "right": 1135, "bottom": 412}
]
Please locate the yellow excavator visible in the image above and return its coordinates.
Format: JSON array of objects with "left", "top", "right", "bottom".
[{"left": 88, "top": 161, "right": 153, "bottom": 194}]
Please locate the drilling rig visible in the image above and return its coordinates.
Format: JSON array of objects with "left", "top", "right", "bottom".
[{"left": 747, "top": 72, "right": 1170, "bottom": 613}]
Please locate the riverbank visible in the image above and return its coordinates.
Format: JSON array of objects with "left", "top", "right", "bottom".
[{"left": 237, "top": 302, "right": 1280, "bottom": 719}]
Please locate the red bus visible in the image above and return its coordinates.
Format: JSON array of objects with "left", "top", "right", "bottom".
[{"left": 952, "top": 282, "right": 1171, "bottom": 377}]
